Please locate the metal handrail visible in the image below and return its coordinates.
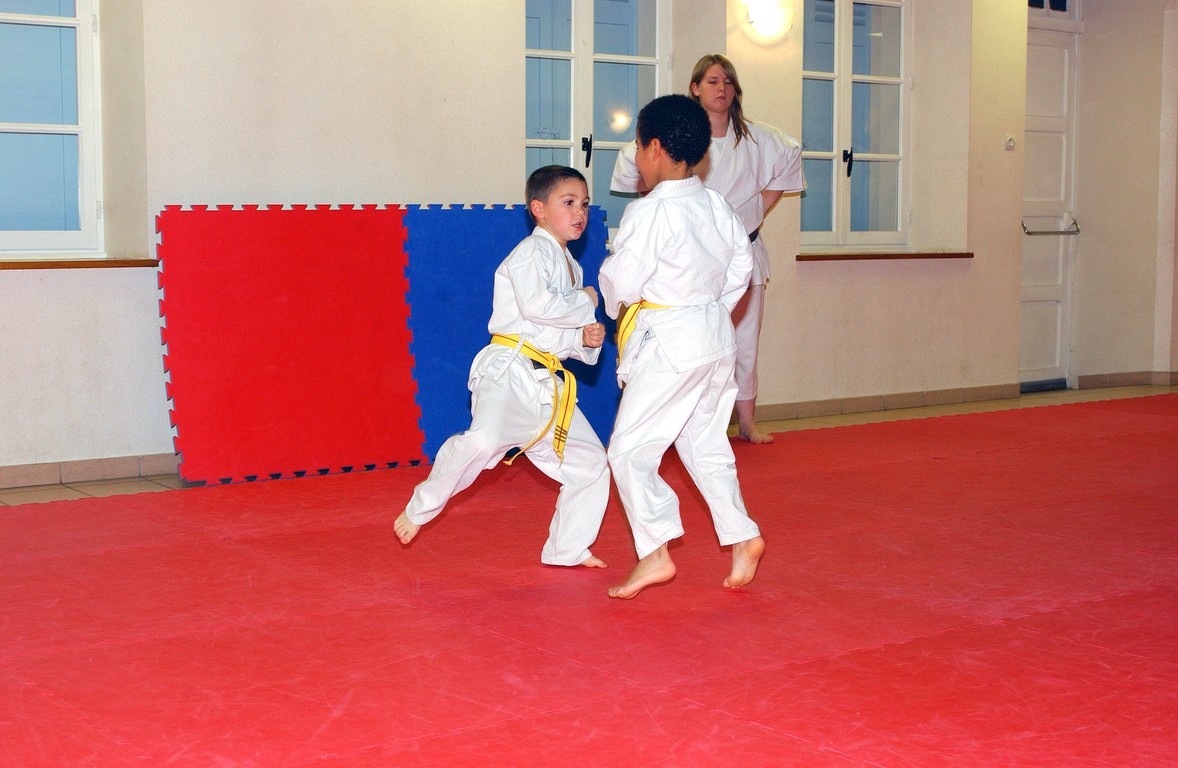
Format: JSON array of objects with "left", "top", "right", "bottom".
[{"left": 1022, "top": 218, "right": 1080, "bottom": 236}]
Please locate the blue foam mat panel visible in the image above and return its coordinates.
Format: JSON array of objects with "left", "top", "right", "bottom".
[{"left": 404, "top": 205, "right": 618, "bottom": 460}]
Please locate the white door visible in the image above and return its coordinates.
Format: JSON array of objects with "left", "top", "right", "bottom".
[{"left": 1020, "top": 24, "right": 1079, "bottom": 390}]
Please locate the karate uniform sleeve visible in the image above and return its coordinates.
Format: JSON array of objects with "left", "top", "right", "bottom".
[
  {"left": 598, "top": 200, "right": 660, "bottom": 320},
  {"left": 568, "top": 334, "right": 602, "bottom": 366},
  {"left": 761, "top": 124, "right": 806, "bottom": 194},
  {"left": 505, "top": 241, "right": 596, "bottom": 331},
  {"left": 609, "top": 141, "right": 643, "bottom": 194},
  {"left": 719, "top": 201, "right": 754, "bottom": 314},
  {"left": 721, "top": 236, "right": 753, "bottom": 313}
]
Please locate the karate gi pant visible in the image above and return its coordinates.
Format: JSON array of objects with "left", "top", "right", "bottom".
[
  {"left": 403, "top": 350, "right": 609, "bottom": 566},
  {"left": 608, "top": 338, "right": 760, "bottom": 560},
  {"left": 730, "top": 281, "right": 766, "bottom": 402}
]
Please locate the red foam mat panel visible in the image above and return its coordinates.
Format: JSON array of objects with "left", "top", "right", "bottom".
[{"left": 157, "top": 205, "right": 426, "bottom": 483}]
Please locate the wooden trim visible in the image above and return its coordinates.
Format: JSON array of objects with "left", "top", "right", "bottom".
[
  {"left": 797, "top": 252, "right": 974, "bottom": 261},
  {"left": 0, "top": 258, "right": 158, "bottom": 270}
]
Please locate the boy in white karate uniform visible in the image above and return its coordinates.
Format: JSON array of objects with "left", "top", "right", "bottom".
[
  {"left": 599, "top": 95, "right": 765, "bottom": 599},
  {"left": 611, "top": 54, "right": 805, "bottom": 445},
  {"left": 394, "top": 166, "right": 610, "bottom": 568}
]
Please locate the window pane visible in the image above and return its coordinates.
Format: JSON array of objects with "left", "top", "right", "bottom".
[
  {"left": 0, "top": 22, "right": 78, "bottom": 124},
  {"left": 527, "top": 146, "right": 572, "bottom": 176},
  {"left": 593, "top": 62, "right": 653, "bottom": 140},
  {"left": 802, "top": 78, "right": 834, "bottom": 152},
  {"left": 593, "top": 148, "right": 632, "bottom": 229},
  {"left": 800, "top": 158, "right": 833, "bottom": 232},
  {"left": 851, "top": 82, "right": 899, "bottom": 154},
  {"left": 0, "top": 0, "right": 74, "bottom": 15},
  {"left": 0, "top": 131, "right": 80, "bottom": 230},
  {"left": 526, "top": 0, "right": 571, "bottom": 51},
  {"left": 526, "top": 57, "right": 571, "bottom": 140},
  {"left": 850, "top": 159, "right": 899, "bottom": 231},
  {"left": 802, "top": 0, "right": 836, "bottom": 73},
  {"left": 594, "top": 0, "right": 656, "bottom": 56},
  {"left": 852, "top": 3, "right": 901, "bottom": 77}
]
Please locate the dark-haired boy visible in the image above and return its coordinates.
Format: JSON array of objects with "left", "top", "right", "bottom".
[
  {"left": 599, "top": 95, "right": 765, "bottom": 598},
  {"left": 395, "top": 165, "right": 610, "bottom": 569}
]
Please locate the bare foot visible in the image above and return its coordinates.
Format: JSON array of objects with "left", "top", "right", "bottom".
[
  {"left": 608, "top": 545, "right": 676, "bottom": 599},
  {"left": 723, "top": 535, "right": 765, "bottom": 589},
  {"left": 393, "top": 511, "right": 421, "bottom": 545},
  {"left": 739, "top": 423, "right": 775, "bottom": 444},
  {"left": 580, "top": 555, "right": 608, "bottom": 568},
  {"left": 734, "top": 399, "right": 774, "bottom": 444}
]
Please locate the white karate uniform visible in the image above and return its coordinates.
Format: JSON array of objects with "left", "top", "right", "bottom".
[
  {"left": 611, "top": 120, "right": 804, "bottom": 400},
  {"left": 599, "top": 176, "right": 760, "bottom": 559},
  {"left": 403, "top": 227, "right": 609, "bottom": 566}
]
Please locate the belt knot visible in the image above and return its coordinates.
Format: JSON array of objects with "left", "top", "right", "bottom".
[{"left": 490, "top": 334, "right": 575, "bottom": 463}]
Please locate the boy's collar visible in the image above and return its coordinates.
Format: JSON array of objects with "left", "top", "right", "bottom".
[
  {"left": 648, "top": 176, "right": 704, "bottom": 195},
  {"left": 533, "top": 224, "right": 566, "bottom": 249}
]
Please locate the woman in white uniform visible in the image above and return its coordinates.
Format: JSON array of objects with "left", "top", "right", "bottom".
[{"left": 611, "top": 54, "right": 805, "bottom": 444}]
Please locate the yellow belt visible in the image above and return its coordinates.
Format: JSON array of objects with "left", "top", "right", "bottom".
[
  {"left": 490, "top": 333, "right": 576, "bottom": 463},
  {"left": 616, "top": 300, "right": 672, "bottom": 361}
]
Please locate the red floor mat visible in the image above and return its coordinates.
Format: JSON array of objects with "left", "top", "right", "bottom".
[{"left": 2, "top": 395, "right": 1176, "bottom": 765}]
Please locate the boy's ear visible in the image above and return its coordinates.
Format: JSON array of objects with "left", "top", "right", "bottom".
[{"left": 528, "top": 198, "right": 545, "bottom": 221}]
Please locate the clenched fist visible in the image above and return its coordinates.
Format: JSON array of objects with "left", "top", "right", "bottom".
[{"left": 582, "top": 322, "right": 606, "bottom": 348}]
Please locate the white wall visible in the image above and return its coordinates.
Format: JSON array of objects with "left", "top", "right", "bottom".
[
  {"left": 0, "top": 268, "right": 170, "bottom": 465},
  {"left": 142, "top": 0, "right": 524, "bottom": 210},
  {"left": 671, "top": 0, "right": 726, "bottom": 81},
  {"left": 1073, "top": 0, "right": 1170, "bottom": 377},
  {"left": 1165, "top": 1, "right": 1178, "bottom": 374}
]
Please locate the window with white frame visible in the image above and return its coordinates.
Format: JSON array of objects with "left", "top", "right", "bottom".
[
  {"left": 0, "top": 0, "right": 102, "bottom": 256},
  {"left": 801, "top": 0, "right": 906, "bottom": 248},
  {"left": 525, "top": 0, "right": 667, "bottom": 230},
  {"left": 1027, "top": 0, "right": 1078, "bottom": 25}
]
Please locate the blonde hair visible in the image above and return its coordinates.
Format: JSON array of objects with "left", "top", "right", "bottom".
[{"left": 688, "top": 54, "right": 752, "bottom": 146}]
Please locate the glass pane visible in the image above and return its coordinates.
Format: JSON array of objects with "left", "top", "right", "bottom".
[
  {"left": 851, "top": 82, "right": 900, "bottom": 154},
  {"left": 852, "top": 3, "right": 901, "bottom": 77},
  {"left": 0, "top": 0, "right": 74, "bottom": 15},
  {"left": 850, "top": 159, "right": 899, "bottom": 231},
  {"left": 802, "top": 0, "right": 836, "bottom": 73},
  {"left": 800, "top": 158, "right": 833, "bottom": 232},
  {"left": 593, "top": 62, "right": 654, "bottom": 140},
  {"left": 526, "top": 56, "right": 571, "bottom": 141},
  {"left": 593, "top": 148, "right": 632, "bottom": 230},
  {"left": 525, "top": 0, "right": 571, "bottom": 51},
  {"left": 0, "top": 22, "right": 78, "bottom": 124},
  {"left": 527, "top": 147, "right": 572, "bottom": 178},
  {"left": 594, "top": 0, "right": 656, "bottom": 56},
  {"left": 0, "top": 132, "right": 80, "bottom": 230},
  {"left": 802, "top": 78, "right": 833, "bottom": 152}
]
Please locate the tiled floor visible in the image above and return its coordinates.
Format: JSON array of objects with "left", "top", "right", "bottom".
[
  {"left": 0, "top": 471, "right": 192, "bottom": 506},
  {"left": 2, "top": 384, "right": 1174, "bottom": 507}
]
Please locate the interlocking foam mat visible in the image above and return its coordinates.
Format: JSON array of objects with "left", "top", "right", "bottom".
[{"left": 157, "top": 204, "right": 616, "bottom": 484}]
